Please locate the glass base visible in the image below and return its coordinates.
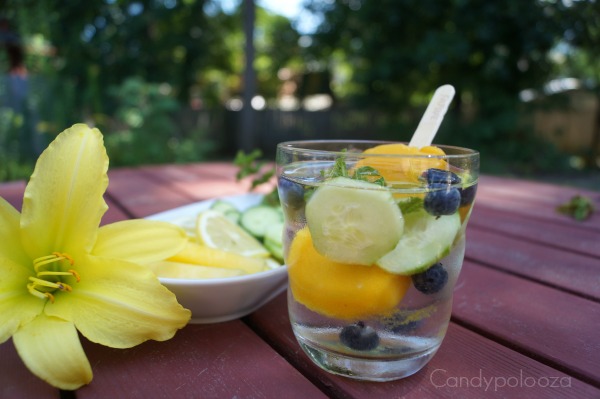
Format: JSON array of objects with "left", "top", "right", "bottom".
[{"left": 298, "top": 341, "right": 439, "bottom": 382}]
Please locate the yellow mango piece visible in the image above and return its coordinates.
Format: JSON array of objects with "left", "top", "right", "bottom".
[
  {"left": 287, "top": 228, "right": 411, "bottom": 320},
  {"left": 356, "top": 143, "right": 448, "bottom": 184},
  {"left": 169, "top": 241, "right": 267, "bottom": 274},
  {"left": 149, "top": 261, "right": 245, "bottom": 279}
]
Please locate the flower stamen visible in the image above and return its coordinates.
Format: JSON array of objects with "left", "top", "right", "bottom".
[
  {"left": 28, "top": 277, "right": 73, "bottom": 291},
  {"left": 28, "top": 252, "right": 79, "bottom": 302},
  {"left": 38, "top": 270, "right": 80, "bottom": 280},
  {"left": 33, "top": 252, "right": 74, "bottom": 272},
  {"left": 69, "top": 269, "right": 81, "bottom": 282},
  {"left": 27, "top": 285, "right": 56, "bottom": 303}
]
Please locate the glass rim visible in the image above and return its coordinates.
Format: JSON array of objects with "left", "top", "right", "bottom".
[{"left": 276, "top": 140, "right": 479, "bottom": 159}]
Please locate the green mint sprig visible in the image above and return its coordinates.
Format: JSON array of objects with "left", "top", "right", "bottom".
[
  {"left": 233, "top": 149, "right": 279, "bottom": 206},
  {"left": 321, "top": 151, "right": 386, "bottom": 187},
  {"left": 397, "top": 197, "right": 424, "bottom": 215},
  {"left": 556, "top": 195, "right": 595, "bottom": 221}
]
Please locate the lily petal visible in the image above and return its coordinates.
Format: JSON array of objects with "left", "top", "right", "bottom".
[
  {"left": 93, "top": 220, "right": 188, "bottom": 265},
  {"left": 46, "top": 255, "right": 190, "bottom": 348},
  {"left": 13, "top": 314, "right": 92, "bottom": 390},
  {"left": 20, "top": 124, "right": 109, "bottom": 258},
  {"left": 0, "top": 197, "right": 30, "bottom": 266},
  {"left": 0, "top": 257, "right": 45, "bottom": 343}
]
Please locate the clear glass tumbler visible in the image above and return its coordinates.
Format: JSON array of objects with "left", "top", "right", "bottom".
[{"left": 276, "top": 140, "right": 479, "bottom": 381}]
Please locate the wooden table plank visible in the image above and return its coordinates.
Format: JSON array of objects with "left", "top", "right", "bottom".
[
  {"left": 476, "top": 176, "right": 600, "bottom": 231},
  {"left": 465, "top": 225, "right": 600, "bottom": 300},
  {"left": 245, "top": 294, "right": 600, "bottom": 398},
  {"left": 470, "top": 205, "right": 600, "bottom": 258},
  {"left": 77, "top": 321, "right": 326, "bottom": 399},
  {"left": 0, "top": 340, "right": 61, "bottom": 399},
  {"left": 106, "top": 168, "right": 196, "bottom": 218},
  {"left": 139, "top": 162, "right": 241, "bottom": 183},
  {"left": 478, "top": 175, "right": 600, "bottom": 203},
  {"left": 452, "top": 261, "right": 600, "bottom": 384},
  {"left": 2, "top": 165, "right": 598, "bottom": 398},
  {"left": 0, "top": 180, "right": 26, "bottom": 210},
  {"left": 138, "top": 162, "right": 274, "bottom": 201}
]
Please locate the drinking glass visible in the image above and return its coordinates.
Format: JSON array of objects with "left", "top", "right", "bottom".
[{"left": 276, "top": 140, "right": 479, "bottom": 381}]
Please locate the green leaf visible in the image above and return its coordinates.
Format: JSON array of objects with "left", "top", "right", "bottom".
[
  {"left": 352, "top": 166, "right": 386, "bottom": 186},
  {"left": 234, "top": 149, "right": 264, "bottom": 181},
  {"left": 556, "top": 195, "right": 595, "bottom": 221},
  {"left": 321, "top": 151, "right": 387, "bottom": 187},
  {"left": 398, "top": 197, "right": 424, "bottom": 215},
  {"left": 321, "top": 150, "right": 349, "bottom": 179},
  {"left": 233, "top": 150, "right": 277, "bottom": 201}
]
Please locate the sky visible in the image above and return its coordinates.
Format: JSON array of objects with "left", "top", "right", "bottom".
[
  {"left": 260, "top": 0, "right": 321, "bottom": 34},
  {"left": 258, "top": 0, "right": 304, "bottom": 18},
  {"left": 220, "top": 0, "right": 320, "bottom": 34}
]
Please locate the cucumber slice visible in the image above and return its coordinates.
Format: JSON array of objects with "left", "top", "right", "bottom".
[
  {"left": 264, "top": 222, "right": 284, "bottom": 262},
  {"left": 210, "top": 200, "right": 241, "bottom": 224},
  {"left": 210, "top": 199, "right": 238, "bottom": 213},
  {"left": 376, "top": 209, "right": 460, "bottom": 275},
  {"left": 240, "top": 205, "right": 282, "bottom": 238},
  {"left": 305, "top": 177, "right": 404, "bottom": 265}
]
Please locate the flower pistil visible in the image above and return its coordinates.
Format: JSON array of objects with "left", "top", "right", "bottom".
[{"left": 28, "top": 252, "right": 80, "bottom": 303}]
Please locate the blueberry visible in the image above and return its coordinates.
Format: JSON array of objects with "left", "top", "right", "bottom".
[
  {"left": 421, "top": 168, "right": 461, "bottom": 185},
  {"left": 424, "top": 183, "right": 461, "bottom": 216},
  {"left": 277, "top": 176, "right": 305, "bottom": 209},
  {"left": 459, "top": 183, "right": 477, "bottom": 207},
  {"left": 412, "top": 263, "right": 448, "bottom": 294},
  {"left": 339, "top": 321, "right": 380, "bottom": 351}
]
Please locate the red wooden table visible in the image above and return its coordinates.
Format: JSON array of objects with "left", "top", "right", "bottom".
[{"left": 1, "top": 162, "right": 599, "bottom": 398}]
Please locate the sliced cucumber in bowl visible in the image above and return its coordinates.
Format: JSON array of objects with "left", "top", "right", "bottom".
[{"left": 240, "top": 205, "right": 283, "bottom": 239}]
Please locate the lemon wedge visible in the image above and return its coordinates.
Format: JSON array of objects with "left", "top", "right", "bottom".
[{"left": 196, "top": 210, "right": 270, "bottom": 258}]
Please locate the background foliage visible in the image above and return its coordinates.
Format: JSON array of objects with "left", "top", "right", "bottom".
[{"left": 1, "top": 0, "right": 599, "bottom": 184}]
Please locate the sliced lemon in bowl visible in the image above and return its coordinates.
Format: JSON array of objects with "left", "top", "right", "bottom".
[{"left": 196, "top": 210, "right": 270, "bottom": 258}]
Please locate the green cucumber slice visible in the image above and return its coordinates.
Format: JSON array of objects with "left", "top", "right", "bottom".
[
  {"left": 240, "top": 205, "right": 282, "bottom": 238},
  {"left": 376, "top": 209, "right": 460, "bottom": 275},
  {"left": 210, "top": 199, "right": 241, "bottom": 224},
  {"left": 264, "top": 222, "right": 284, "bottom": 262},
  {"left": 305, "top": 177, "right": 404, "bottom": 265},
  {"left": 210, "top": 199, "right": 238, "bottom": 214}
]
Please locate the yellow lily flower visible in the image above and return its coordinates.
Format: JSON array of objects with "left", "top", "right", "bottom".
[{"left": 0, "top": 124, "right": 191, "bottom": 390}]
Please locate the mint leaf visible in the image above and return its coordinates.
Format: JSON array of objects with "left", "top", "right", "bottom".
[
  {"left": 234, "top": 149, "right": 265, "bottom": 180},
  {"left": 234, "top": 149, "right": 278, "bottom": 200},
  {"left": 321, "top": 150, "right": 349, "bottom": 179},
  {"left": 352, "top": 166, "right": 386, "bottom": 186},
  {"left": 398, "top": 197, "right": 424, "bottom": 215},
  {"left": 321, "top": 151, "right": 387, "bottom": 187},
  {"left": 556, "top": 195, "right": 595, "bottom": 221}
]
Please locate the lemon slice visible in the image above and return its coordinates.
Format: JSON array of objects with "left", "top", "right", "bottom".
[{"left": 196, "top": 210, "right": 270, "bottom": 258}]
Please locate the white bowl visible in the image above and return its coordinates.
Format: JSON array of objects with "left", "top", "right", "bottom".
[{"left": 146, "top": 194, "right": 288, "bottom": 324}]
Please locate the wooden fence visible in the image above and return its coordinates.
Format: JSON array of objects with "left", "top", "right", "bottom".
[{"left": 177, "top": 97, "right": 599, "bottom": 159}]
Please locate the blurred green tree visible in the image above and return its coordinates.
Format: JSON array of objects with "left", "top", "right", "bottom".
[
  {"left": 554, "top": 0, "right": 600, "bottom": 167},
  {"left": 302, "top": 0, "right": 597, "bottom": 173}
]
